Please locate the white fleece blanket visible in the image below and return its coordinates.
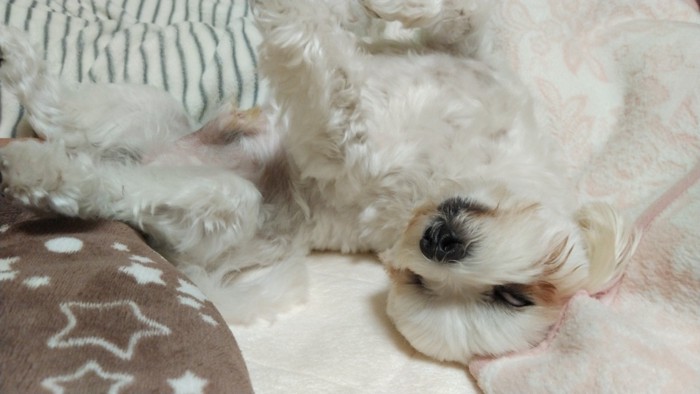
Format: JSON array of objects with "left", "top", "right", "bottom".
[{"left": 3, "top": 1, "right": 700, "bottom": 393}]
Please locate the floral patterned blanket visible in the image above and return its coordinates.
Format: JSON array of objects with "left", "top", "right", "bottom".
[{"left": 469, "top": 0, "right": 700, "bottom": 392}]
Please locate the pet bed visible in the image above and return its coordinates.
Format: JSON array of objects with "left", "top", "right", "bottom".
[
  {"left": 0, "top": 195, "right": 253, "bottom": 393},
  {"left": 2, "top": 0, "right": 700, "bottom": 393}
]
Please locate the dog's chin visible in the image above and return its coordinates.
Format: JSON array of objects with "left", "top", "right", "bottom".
[{"left": 385, "top": 269, "right": 560, "bottom": 364}]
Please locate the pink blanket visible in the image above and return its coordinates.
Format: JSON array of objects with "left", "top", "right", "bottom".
[{"left": 470, "top": 0, "right": 700, "bottom": 391}]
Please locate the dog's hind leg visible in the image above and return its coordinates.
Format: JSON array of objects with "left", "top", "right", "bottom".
[
  {"left": 0, "top": 139, "right": 262, "bottom": 266},
  {"left": 0, "top": 137, "right": 307, "bottom": 322},
  {"left": 0, "top": 26, "right": 191, "bottom": 161},
  {"left": 0, "top": 25, "right": 68, "bottom": 140},
  {"left": 254, "top": 1, "right": 370, "bottom": 181},
  {"left": 181, "top": 233, "right": 309, "bottom": 324}
]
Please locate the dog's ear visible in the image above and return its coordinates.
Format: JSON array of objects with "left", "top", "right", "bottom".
[{"left": 575, "top": 202, "right": 639, "bottom": 294}]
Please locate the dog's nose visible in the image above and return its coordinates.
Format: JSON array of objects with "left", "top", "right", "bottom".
[{"left": 419, "top": 219, "right": 468, "bottom": 263}]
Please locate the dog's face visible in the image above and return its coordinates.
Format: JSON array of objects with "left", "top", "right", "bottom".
[{"left": 381, "top": 190, "right": 636, "bottom": 364}]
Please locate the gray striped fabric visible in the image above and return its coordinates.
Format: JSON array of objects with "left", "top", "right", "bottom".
[{"left": 0, "top": 0, "right": 264, "bottom": 137}]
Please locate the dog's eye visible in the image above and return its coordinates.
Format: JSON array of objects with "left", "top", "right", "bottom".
[{"left": 491, "top": 285, "right": 533, "bottom": 308}]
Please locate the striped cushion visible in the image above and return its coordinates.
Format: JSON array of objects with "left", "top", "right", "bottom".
[{"left": 0, "top": 0, "right": 263, "bottom": 137}]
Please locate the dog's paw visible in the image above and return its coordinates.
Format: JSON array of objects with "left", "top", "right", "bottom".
[
  {"left": 251, "top": 0, "right": 301, "bottom": 14},
  {"left": 361, "top": 0, "right": 442, "bottom": 28},
  {"left": 0, "top": 26, "right": 42, "bottom": 93},
  {"left": 0, "top": 140, "right": 81, "bottom": 215},
  {"left": 253, "top": 0, "right": 336, "bottom": 32},
  {"left": 362, "top": 0, "right": 491, "bottom": 45}
]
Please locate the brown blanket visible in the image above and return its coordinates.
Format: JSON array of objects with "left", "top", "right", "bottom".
[{"left": 0, "top": 195, "right": 253, "bottom": 393}]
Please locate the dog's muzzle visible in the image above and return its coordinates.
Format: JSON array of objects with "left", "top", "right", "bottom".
[{"left": 419, "top": 217, "right": 469, "bottom": 263}]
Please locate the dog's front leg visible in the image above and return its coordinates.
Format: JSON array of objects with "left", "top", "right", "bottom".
[
  {"left": 254, "top": 0, "right": 369, "bottom": 181},
  {"left": 362, "top": 0, "right": 493, "bottom": 54}
]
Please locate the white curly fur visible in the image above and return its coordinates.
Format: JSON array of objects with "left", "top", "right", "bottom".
[{"left": 0, "top": 0, "right": 638, "bottom": 364}]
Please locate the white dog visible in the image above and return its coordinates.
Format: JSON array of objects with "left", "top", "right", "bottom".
[{"left": 0, "top": 0, "right": 638, "bottom": 364}]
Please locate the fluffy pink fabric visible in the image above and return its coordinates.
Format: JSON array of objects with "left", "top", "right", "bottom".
[{"left": 469, "top": 1, "right": 700, "bottom": 391}]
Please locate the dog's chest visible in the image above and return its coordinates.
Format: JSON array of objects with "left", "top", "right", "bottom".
[{"left": 303, "top": 55, "right": 534, "bottom": 253}]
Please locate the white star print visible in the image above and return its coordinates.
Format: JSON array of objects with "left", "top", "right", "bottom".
[
  {"left": 119, "top": 263, "right": 165, "bottom": 286},
  {"left": 0, "top": 256, "right": 19, "bottom": 271},
  {"left": 0, "top": 271, "right": 18, "bottom": 281},
  {"left": 200, "top": 314, "right": 219, "bottom": 326},
  {"left": 41, "top": 360, "right": 134, "bottom": 394},
  {"left": 0, "top": 256, "right": 19, "bottom": 282},
  {"left": 178, "top": 296, "right": 204, "bottom": 310},
  {"left": 47, "top": 300, "right": 171, "bottom": 360},
  {"left": 176, "top": 279, "right": 207, "bottom": 302},
  {"left": 167, "top": 371, "right": 209, "bottom": 394},
  {"left": 112, "top": 242, "right": 130, "bottom": 252},
  {"left": 23, "top": 276, "right": 51, "bottom": 288},
  {"left": 129, "top": 255, "right": 154, "bottom": 264}
]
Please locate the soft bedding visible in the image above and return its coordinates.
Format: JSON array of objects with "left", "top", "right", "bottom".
[
  {"left": 2, "top": 0, "right": 700, "bottom": 393},
  {"left": 0, "top": 195, "right": 254, "bottom": 393}
]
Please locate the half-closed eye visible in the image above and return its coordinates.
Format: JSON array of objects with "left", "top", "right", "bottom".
[{"left": 491, "top": 284, "right": 534, "bottom": 308}]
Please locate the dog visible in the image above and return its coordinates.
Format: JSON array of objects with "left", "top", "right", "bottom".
[{"left": 0, "top": 0, "right": 638, "bottom": 364}]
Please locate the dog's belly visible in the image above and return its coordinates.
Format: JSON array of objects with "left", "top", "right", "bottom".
[
  {"left": 302, "top": 169, "right": 445, "bottom": 254},
  {"left": 360, "top": 54, "right": 518, "bottom": 170},
  {"left": 296, "top": 52, "right": 561, "bottom": 254},
  {"left": 306, "top": 206, "right": 379, "bottom": 253}
]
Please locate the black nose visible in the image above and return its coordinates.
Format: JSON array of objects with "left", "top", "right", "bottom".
[{"left": 419, "top": 219, "right": 469, "bottom": 263}]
